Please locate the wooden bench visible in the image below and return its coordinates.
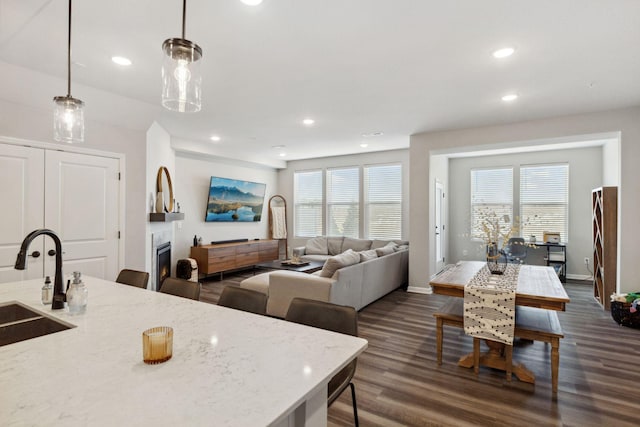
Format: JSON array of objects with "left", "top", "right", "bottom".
[{"left": 433, "top": 298, "right": 564, "bottom": 393}]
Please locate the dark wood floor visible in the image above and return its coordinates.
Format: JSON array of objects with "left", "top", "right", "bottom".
[{"left": 200, "top": 272, "right": 639, "bottom": 427}]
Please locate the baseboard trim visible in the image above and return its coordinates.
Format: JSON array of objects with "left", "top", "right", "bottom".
[
  {"left": 566, "top": 274, "right": 592, "bottom": 281},
  {"left": 407, "top": 285, "right": 433, "bottom": 295}
]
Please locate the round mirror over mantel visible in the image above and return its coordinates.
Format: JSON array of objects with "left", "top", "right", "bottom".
[{"left": 156, "top": 166, "right": 174, "bottom": 213}]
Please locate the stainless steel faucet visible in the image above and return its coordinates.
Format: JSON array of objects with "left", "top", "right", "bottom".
[{"left": 15, "top": 229, "right": 66, "bottom": 310}]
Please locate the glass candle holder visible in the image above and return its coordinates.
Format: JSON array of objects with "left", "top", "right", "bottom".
[{"left": 142, "top": 326, "right": 173, "bottom": 364}]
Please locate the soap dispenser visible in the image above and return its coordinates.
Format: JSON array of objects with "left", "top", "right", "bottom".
[
  {"left": 41, "top": 276, "right": 53, "bottom": 305},
  {"left": 67, "top": 271, "right": 88, "bottom": 315}
]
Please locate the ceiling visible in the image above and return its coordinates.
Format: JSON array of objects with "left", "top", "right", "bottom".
[{"left": 1, "top": 0, "right": 639, "bottom": 165}]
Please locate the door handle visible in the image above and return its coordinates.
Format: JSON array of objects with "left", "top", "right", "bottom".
[
  {"left": 48, "top": 249, "right": 56, "bottom": 256},
  {"left": 30, "top": 251, "right": 41, "bottom": 258}
]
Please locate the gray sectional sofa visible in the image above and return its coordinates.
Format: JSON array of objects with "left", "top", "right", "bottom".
[
  {"left": 240, "top": 236, "right": 409, "bottom": 317},
  {"left": 292, "top": 236, "right": 409, "bottom": 262}
]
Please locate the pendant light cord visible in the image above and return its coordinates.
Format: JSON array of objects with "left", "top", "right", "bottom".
[
  {"left": 67, "top": 0, "right": 72, "bottom": 97},
  {"left": 182, "top": 0, "right": 186, "bottom": 40}
]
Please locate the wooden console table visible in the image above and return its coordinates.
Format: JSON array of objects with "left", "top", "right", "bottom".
[{"left": 190, "top": 240, "right": 279, "bottom": 278}]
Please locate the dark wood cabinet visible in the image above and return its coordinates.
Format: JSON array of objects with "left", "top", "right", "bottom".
[
  {"left": 592, "top": 187, "right": 617, "bottom": 310},
  {"left": 190, "top": 240, "right": 279, "bottom": 277}
]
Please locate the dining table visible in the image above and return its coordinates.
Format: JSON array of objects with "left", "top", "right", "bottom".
[{"left": 429, "top": 261, "right": 570, "bottom": 383}]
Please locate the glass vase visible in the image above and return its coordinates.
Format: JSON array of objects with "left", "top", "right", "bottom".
[{"left": 486, "top": 242, "right": 507, "bottom": 275}]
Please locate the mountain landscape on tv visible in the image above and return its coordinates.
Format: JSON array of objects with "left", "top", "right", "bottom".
[{"left": 205, "top": 178, "right": 266, "bottom": 222}]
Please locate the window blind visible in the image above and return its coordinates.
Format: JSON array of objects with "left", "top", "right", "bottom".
[
  {"left": 294, "top": 170, "right": 323, "bottom": 237},
  {"left": 326, "top": 167, "right": 359, "bottom": 237},
  {"left": 520, "top": 164, "right": 569, "bottom": 242},
  {"left": 470, "top": 168, "right": 513, "bottom": 240},
  {"left": 364, "top": 164, "right": 402, "bottom": 239}
]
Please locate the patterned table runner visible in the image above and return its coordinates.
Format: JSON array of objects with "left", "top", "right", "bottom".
[{"left": 464, "top": 264, "right": 520, "bottom": 345}]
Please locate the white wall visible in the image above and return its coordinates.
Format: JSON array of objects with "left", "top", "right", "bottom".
[
  {"left": 145, "top": 122, "right": 176, "bottom": 285},
  {"left": 447, "top": 146, "right": 602, "bottom": 278},
  {"left": 278, "top": 149, "right": 410, "bottom": 250},
  {"left": 603, "top": 139, "right": 620, "bottom": 186},
  {"left": 173, "top": 152, "right": 278, "bottom": 264},
  {"left": 0, "top": 98, "right": 148, "bottom": 277},
  {"left": 410, "top": 106, "right": 639, "bottom": 294}
]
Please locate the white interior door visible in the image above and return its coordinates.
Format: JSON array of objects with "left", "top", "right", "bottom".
[
  {"left": 44, "top": 151, "right": 120, "bottom": 281},
  {"left": 0, "top": 144, "right": 45, "bottom": 282},
  {"left": 435, "top": 181, "right": 445, "bottom": 273}
]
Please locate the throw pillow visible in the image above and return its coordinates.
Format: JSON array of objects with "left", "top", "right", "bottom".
[
  {"left": 319, "top": 249, "right": 360, "bottom": 278},
  {"left": 371, "top": 240, "right": 409, "bottom": 249},
  {"left": 359, "top": 249, "right": 378, "bottom": 262},
  {"left": 305, "top": 237, "right": 328, "bottom": 255},
  {"left": 375, "top": 245, "right": 396, "bottom": 257},
  {"left": 371, "top": 240, "right": 391, "bottom": 249},
  {"left": 343, "top": 237, "right": 373, "bottom": 252},
  {"left": 327, "top": 236, "right": 345, "bottom": 255}
]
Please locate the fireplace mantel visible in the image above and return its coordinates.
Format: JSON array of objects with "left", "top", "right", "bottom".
[{"left": 149, "top": 212, "right": 185, "bottom": 222}]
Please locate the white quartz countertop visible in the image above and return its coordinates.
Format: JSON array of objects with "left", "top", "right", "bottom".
[{"left": 0, "top": 276, "right": 367, "bottom": 426}]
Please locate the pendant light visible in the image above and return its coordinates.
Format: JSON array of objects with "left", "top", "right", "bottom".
[
  {"left": 53, "top": 0, "right": 84, "bottom": 143},
  {"left": 162, "top": 0, "right": 203, "bottom": 113}
]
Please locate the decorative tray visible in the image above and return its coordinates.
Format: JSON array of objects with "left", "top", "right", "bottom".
[{"left": 281, "top": 260, "right": 310, "bottom": 267}]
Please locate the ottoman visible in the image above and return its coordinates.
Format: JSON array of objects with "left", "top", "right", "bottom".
[{"left": 239, "top": 272, "right": 271, "bottom": 295}]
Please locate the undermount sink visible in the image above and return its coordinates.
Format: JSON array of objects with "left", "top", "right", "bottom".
[{"left": 0, "top": 301, "right": 75, "bottom": 347}]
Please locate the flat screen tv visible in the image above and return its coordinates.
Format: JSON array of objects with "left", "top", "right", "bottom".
[{"left": 205, "top": 176, "right": 266, "bottom": 222}]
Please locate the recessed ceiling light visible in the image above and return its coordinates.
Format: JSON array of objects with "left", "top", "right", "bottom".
[
  {"left": 302, "top": 118, "right": 315, "bottom": 126},
  {"left": 360, "top": 143, "right": 369, "bottom": 148},
  {"left": 492, "top": 47, "right": 515, "bottom": 59},
  {"left": 111, "top": 56, "right": 132, "bottom": 66},
  {"left": 501, "top": 93, "right": 518, "bottom": 102},
  {"left": 210, "top": 135, "right": 221, "bottom": 142},
  {"left": 279, "top": 152, "right": 286, "bottom": 157},
  {"left": 241, "top": 0, "right": 263, "bottom": 5}
]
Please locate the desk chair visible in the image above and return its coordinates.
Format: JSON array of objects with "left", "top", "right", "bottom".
[
  {"left": 159, "top": 277, "right": 201, "bottom": 300},
  {"left": 505, "top": 237, "right": 527, "bottom": 264},
  {"left": 218, "top": 286, "right": 267, "bottom": 315},
  {"left": 285, "top": 298, "right": 360, "bottom": 427},
  {"left": 115, "top": 269, "right": 149, "bottom": 289}
]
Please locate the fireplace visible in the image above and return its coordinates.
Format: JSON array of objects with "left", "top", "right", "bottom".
[{"left": 156, "top": 242, "right": 171, "bottom": 291}]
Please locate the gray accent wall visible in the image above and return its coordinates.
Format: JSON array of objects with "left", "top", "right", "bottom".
[
  {"left": 448, "top": 146, "right": 602, "bottom": 279},
  {"left": 410, "top": 106, "right": 639, "bottom": 294},
  {"left": 278, "top": 149, "right": 410, "bottom": 251}
]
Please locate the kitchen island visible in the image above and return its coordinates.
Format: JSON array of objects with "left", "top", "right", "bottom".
[{"left": 0, "top": 276, "right": 367, "bottom": 426}]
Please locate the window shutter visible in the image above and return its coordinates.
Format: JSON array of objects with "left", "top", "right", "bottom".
[
  {"left": 520, "top": 164, "right": 569, "bottom": 242},
  {"left": 327, "top": 167, "right": 359, "bottom": 237},
  {"left": 294, "top": 170, "right": 323, "bottom": 237},
  {"left": 364, "top": 164, "right": 402, "bottom": 239},
  {"left": 470, "top": 168, "right": 513, "bottom": 240}
]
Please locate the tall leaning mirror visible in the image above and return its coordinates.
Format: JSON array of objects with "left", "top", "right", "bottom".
[{"left": 155, "top": 166, "right": 174, "bottom": 213}]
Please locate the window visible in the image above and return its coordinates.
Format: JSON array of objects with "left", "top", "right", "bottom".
[
  {"left": 520, "top": 164, "right": 569, "bottom": 242},
  {"left": 294, "top": 170, "right": 323, "bottom": 237},
  {"left": 364, "top": 164, "right": 402, "bottom": 239},
  {"left": 326, "top": 167, "right": 359, "bottom": 237},
  {"left": 294, "top": 163, "right": 405, "bottom": 239},
  {"left": 470, "top": 168, "right": 513, "bottom": 240}
]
